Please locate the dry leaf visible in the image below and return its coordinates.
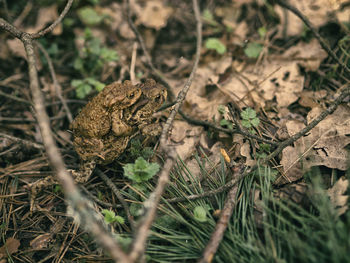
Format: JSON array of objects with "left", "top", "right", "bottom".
[
  {"left": 181, "top": 57, "right": 232, "bottom": 122},
  {"left": 0, "top": 238, "right": 20, "bottom": 259},
  {"left": 170, "top": 121, "right": 202, "bottom": 161},
  {"left": 240, "top": 141, "right": 256, "bottom": 167},
  {"left": 99, "top": 3, "right": 135, "bottom": 39},
  {"left": 6, "top": 38, "right": 26, "bottom": 60},
  {"left": 135, "top": 1, "right": 173, "bottom": 30},
  {"left": 328, "top": 177, "right": 349, "bottom": 216},
  {"left": 218, "top": 39, "right": 328, "bottom": 109},
  {"left": 280, "top": 105, "right": 350, "bottom": 184},
  {"left": 299, "top": 90, "right": 327, "bottom": 108},
  {"left": 219, "top": 60, "right": 303, "bottom": 108},
  {"left": 282, "top": 39, "right": 328, "bottom": 71},
  {"left": 184, "top": 139, "right": 223, "bottom": 181},
  {"left": 275, "top": 0, "right": 347, "bottom": 37}
]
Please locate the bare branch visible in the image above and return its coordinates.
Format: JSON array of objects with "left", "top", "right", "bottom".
[
  {"left": 198, "top": 166, "right": 243, "bottom": 263},
  {"left": 30, "top": 0, "right": 74, "bottom": 39},
  {"left": 128, "top": 0, "right": 202, "bottom": 261},
  {"left": 0, "top": 5, "right": 131, "bottom": 262},
  {"left": 0, "top": 18, "right": 23, "bottom": 38}
]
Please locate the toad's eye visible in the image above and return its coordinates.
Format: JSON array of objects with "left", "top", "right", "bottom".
[
  {"left": 154, "top": 94, "right": 162, "bottom": 102},
  {"left": 128, "top": 92, "right": 135, "bottom": 99}
]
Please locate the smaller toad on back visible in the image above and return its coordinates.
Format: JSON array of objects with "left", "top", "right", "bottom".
[{"left": 70, "top": 79, "right": 167, "bottom": 167}]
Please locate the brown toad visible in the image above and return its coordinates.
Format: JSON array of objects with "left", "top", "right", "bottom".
[
  {"left": 29, "top": 79, "right": 166, "bottom": 196},
  {"left": 70, "top": 79, "right": 167, "bottom": 182}
]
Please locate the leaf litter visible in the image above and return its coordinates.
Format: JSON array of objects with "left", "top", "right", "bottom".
[{"left": 1, "top": 0, "right": 350, "bottom": 261}]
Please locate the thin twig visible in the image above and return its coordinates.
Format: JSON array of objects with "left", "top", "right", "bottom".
[
  {"left": 81, "top": 185, "right": 114, "bottom": 208},
  {"left": 36, "top": 42, "right": 73, "bottom": 122},
  {"left": 130, "top": 42, "right": 138, "bottom": 85},
  {"left": 128, "top": 0, "right": 202, "bottom": 261},
  {"left": 198, "top": 165, "right": 243, "bottom": 263},
  {"left": 1, "top": 0, "right": 9, "bottom": 21},
  {"left": 0, "top": 89, "right": 32, "bottom": 105},
  {"left": 125, "top": 0, "right": 174, "bottom": 100},
  {"left": 13, "top": 0, "right": 33, "bottom": 27},
  {"left": 95, "top": 168, "right": 135, "bottom": 230},
  {"left": 275, "top": 0, "right": 350, "bottom": 75},
  {"left": 180, "top": 110, "right": 278, "bottom": 146},
  {"left": 0, "top": 132, "right": 44, "bottom": 149},
  {"left": 263, "top": 85, "right": 350, "bottom": 162},
  {"left": 30, "top": 0, "right": 74, "bottom": 39}
]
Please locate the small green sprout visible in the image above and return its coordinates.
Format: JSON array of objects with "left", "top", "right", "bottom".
[
  {"left": 123, "top": 157, "right": 160, "bottom": 183},
  {"left": 205, "top": 38, "right": 226, "bottom": 55},
  {"left": 241, "top": 107, "right": 260, "bottom": 133},
  {"left": 193, "top": 206, "right": 208, "bottom": 222},
  {"left": 102, "top": 209, "right": 125, "bottom": 225},
  {"left": 77, "top": 6, "right": 106, "bottom": 26},
  {"left": 71, "top": 78, "right": 105, "bottom": 99},
  {"left": 244, "top": 42, "right": 263, "bottom": 58}
]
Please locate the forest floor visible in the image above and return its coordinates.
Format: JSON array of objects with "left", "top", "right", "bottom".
[{"left": 0, "top": 0, "right": 349, "bottom": 262}]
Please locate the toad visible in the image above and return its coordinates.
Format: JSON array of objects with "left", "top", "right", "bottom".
[
  {"left": 29, "top": 79, "right": 166, "bottom": 200},
  {"left": 70, "top": 78, "right": 167, "bottom": 182}
]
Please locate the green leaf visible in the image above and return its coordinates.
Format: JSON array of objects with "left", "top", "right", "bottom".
[
  {"left": 115, "top": 215, "right": 125, "bottom": 224},
  {"left": 203, "top": 9, "right": 214, "bottom": 22},
  {"left": 54, "top": 184, "right": 62, "bottom": 193},
  {"left": 220, "top": 119, "right": 233, "bottom": 130},
  {"left": 100, "top": 47, "right": 118, "bottom": 62},
  {"left": 71, "top": 79, "right": 83, "bottom": 87},
  {"left": 86, "top": 78, "right": 105, "bottom": 91},
  {"left": 259, "top": 143, "right": 271, "bottom": 152},
  {"left": 78, "top": 7, "right": 104, "bottom": 26},
  {"left": 63, "top": 18, "right": 75, "bottom": 27},
  {"left": 102, "top": 209, "right": 116, "bottom": 224},
  {"left": 193, "top": 206, "right": 207, "bottom": 222},
  {"left": 250, "top": 117, "right": 260, "bottom": 127},
  {"left": 123, "top": 157, "right": 160, "bottom": 183},
  {"left": 241, "top": 119, "right": 252, "bottom": 128},
  {"left": 94, "top": 82, "right": 105, "bottom": 92},
  {"left": 97, "top": 191, "right": 103, "bottom": 200},
  {"left": 241, "top": 108, "right": 256, "bottom": 120},
  {"left": 244, "top": 42, "right": 263, "bottom": 58},
  {"left": 217, "top": 105, "right": 226, "bottom": 115},
  {"left": 202, "top": 9, "right": 218, "bottom": 27},
  {"left": 129, "top": 203, "right": 144, "bottom": 217},
  {"left": 76, "top": 83, "right": 92, "bottom": 98},
  {"left": 205, "top": 38, "right": 226, "bottom": 55},
  {"left": 73, "top": 57, "right": 84, "bottom": 71},
  {"left": 258, "top": 27, "right": 267, "bottom": 38},
  {"left": 88, "top": 38, "right": 101, "bottom": 55}
]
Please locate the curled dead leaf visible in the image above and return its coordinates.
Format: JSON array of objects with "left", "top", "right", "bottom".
[
  {"left": 0, "top": 238, "right": 20, "bottom": 259},
  {"left": 135, "top": 1, "right": 173, "bottom": 30}
]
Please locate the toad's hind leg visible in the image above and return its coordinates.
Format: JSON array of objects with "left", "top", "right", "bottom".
[
  {"left": 70, "top": 160, "right": 97, "bottom": 184},
  {"left": 28, "top": 160, "right": 97, "bottom": 212}
]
